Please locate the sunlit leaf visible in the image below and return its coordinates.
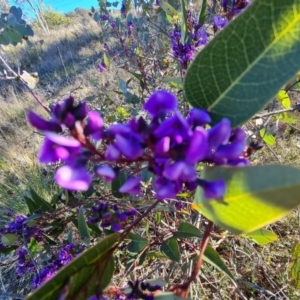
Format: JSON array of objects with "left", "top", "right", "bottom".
[
  {"left": 289, "top": 244, "right": 300, "bottom": 288},
  {"left": 244, "top": 228, "right": 278, "bottom": 245},
  {"left": 78, "top": 206, "right": 90, "bottom": 245},
  {"left": 160, "top": 0, "right": 178, "bottom": 17},
  {"left": 1, "top": 233, "right": 18, "bottom": 246},
  {"left": 259, "top": 128, "right": 275, "bottom": 146},
  {"left": 184, "top": 0, "right": 300, "bottom": 126},
  {"left": 277, "top": 90, "right": 291, "bottom": 109},
  {"left": 192, "top": 165, "right": 300, "bottom": 234}
]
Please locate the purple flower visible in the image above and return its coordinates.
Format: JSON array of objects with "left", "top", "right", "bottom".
[
  {"left": 185, "top": 127, "right": 208, "bottom": 163},
  {"left": 97, "top": 62, "right": 107, "bottom": 73},
  {"left": 119, "top": 177, "right": 141, "bottom": 195},
  {"left": 207, "top": 118, "right": 231, "bottom": 151},
  {"left": 94, "top": 165, "right": 116, "bottom": 182},
  {"left": 154, "top": 177, "right": 180, "bottom": 200},
  {"left": 27, "top": 111, "right": 62, "bottom": 132},
  {"left": 155, "top": 136, "right": 171, "bottom": 155},
  {"left": 214, "top": 15, "right": 228, "bottom": 29},
  {"left": 84, "top": 111, "right": 103, "bottom": 140},
  {"left": 198, "top": 179, "right": 226, "bottom": 199},
  {"left": 55, "top": 165, "right": 92, "bottom": 191},
  {"left": 163, "top": 161, "right": 196, "bottom": 181},
  {"left": 115, "top": 133, "right": 144, "bottom": 160},
  {"left": 105, "top": 144, "right": 121, "bottom": 161},
  {"left": 188, "top": 108, "right": 211, "bottom": 127},
  {"left": 144, "top": 90, "right": 177, "bottom": 117},
  {"left": 39, "top": 133, "right": 81, "bottom": 164}
]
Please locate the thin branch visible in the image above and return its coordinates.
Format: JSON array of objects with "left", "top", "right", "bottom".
[{"left": 253, "top": 104, "right": 300, "bottom": 119}]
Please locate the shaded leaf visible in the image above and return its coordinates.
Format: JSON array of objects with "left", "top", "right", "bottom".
[
  {"left": 192, "top": 165, "right": 300, "bottom": 234},
  {"left": 173, "top": 222, "right": 202, "bottom": 239},
  {"left": 128, "top": 233, "right": 148, "bottom": 253},
  {"left": 161, "top": 77, "right": 183, "bottom": 89},
  {"left": 289, "top": 244, "right": 300, "bottom": 288},
  {"left": 78, "top": 207, "right": 90, "bottom": 245},
  {"left": 180, "top": 0, "right": 187, "bottom": 44},
  {"left": 111, "top": 170, "right": 127, "bottom": 198},
  {"left": 1, "top": 234, "right": 18, "bottom": 246},
  {"left": 203, "top": 245, "right": 234, "bottom": 280},
  {"left": 184, "top": 0, "right": 300, "bottom": 126},
  {"left": 198, "top": 0, "right": 207, "bottom": 25},
  {"left": 26, "top": 234, "right": 119, "bottom": 300},
  {"left": 160, "top": 238, "right": 180, "bottom": 262},
  {"left": 30, "top": 187, "right": 52, "bottom": 212}
]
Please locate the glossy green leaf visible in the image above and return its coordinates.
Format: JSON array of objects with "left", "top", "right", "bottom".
[
  {"left": 172, "top": 222, "right": 202, "bottom": 239},
  {"left": 1, "top": 233, "right": 18, "bottom": 246},
  {"left": 289, "top": 244, "right": 300, "bottom": 288},
  {"left": 30, "top": 188, "right": 52, "bottom": 212},
  {"left": 198, "top": 0, "right": 207, "bottom": 25},
  {"left": 184, "top": 0, "right": 300, "bottom": 126},
  {"left": 128, "top": 232, "right": 148, "bottom": 253},
  {"left": 160, "top": 0, "right": 178, "bottom": 17},
  {"left": 203, "top": 245, "right": 234, "bottom": 280},
  {"left": 180, "top": 0, "right": 187, "bottom": 44},
  {"left": 0, "top": 245, "right": 18, "bottom": 254},
  {"left": 160, "top": 238, "right": 180, "bottom": 262},
  {"left": 26, "top": 233, "right": 119, "bottom": 300},
  {"left": 78, "top": 207, "right": 90, "bottom": 245},
  {"left": 192, "top": 165, "right": 300, "bottom": 234},
  {"left": 245, "top": 228, "right": 278, "bottom": 245}
]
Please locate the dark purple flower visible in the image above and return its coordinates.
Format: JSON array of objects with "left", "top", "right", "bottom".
[
  {"left": 207, "top": 118, "right": 231, "bottom": 151},
  {"left": 163, "top": 161, "right": 196, "bottom": 181},
  {"left": 115, "top": 133, "right": 144, "bottom": 160},
  {"left": 144, "top": 90, "right": 177, "bottom": 117},
  {"left": 84, "top": 111, "right": 103, "bottom": 140},
  {"left": 27, "top": 111, "right": 62, "bottom": 132},
  {"left": 198, "top": 179, "right": 226, "bottom": 199},
  {"left": 188, "top": 108, "right": 211, "bottom": 127},
  {"left": 105, "top": 144, "right": 121, "bottom": 161},
  {"left": 185, "top": 127, "right": 208, "bottom": 163},
  {"left": 154, "top": 177, "right": 180, "bottom": 200},
  {"left": 39, "top": 133, "right": 81, "bottom": 164},
  {"left": 119, "top": 177, "right": 141, "bottom": 195},
  {"left": 97, "top": 62, "right": 107, "bottom": 73},
  {"left": 155, "top": 136, "right": 171, "bottom": 155},
  {"left": 55, "top": 165, "right": 92, "bottom": 191}
]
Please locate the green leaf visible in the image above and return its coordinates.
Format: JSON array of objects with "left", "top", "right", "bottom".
[
  {"left": 260, "top": 128, "right": 275, "bottom": 146},
  {"left": 160, "top": 0, "right": 178, "bottom": 17},
  {"left": 26, "top": 233, "right": 119, "bottom": 300},
  {"left": 24, "top": 195, "right": 39, "bottom": 214},
  {"left": 180, "top": 0, "right": 187, "bottom": 44},
  {"left": 0, "top": 245, "right": 18, "bottom": 254},
  {"left": 203, "top": 245, "right": 234, "bottom": 280},
  {"left": 160, "top": 238, "right": 180, "bottom": 262},
  {"left": 29, "top": 237, "right": 44, "bottom": 256},
  {"left": 184, "top": 0, "right": 300, "bottom": 126},
  {"left": 1, "top": 233, "right": 18, "bottom": 246},
  {"left": 30, "top": 188, "right": 52, "bottom": 212},
  {"left": 15, "top": 25, "right": 34, "bottom": 37},
  {"left": 198, "top": 0, "right": 207, "bottom": 24},
  {"left": 111, "top": 170, "right": 127, "bottom": 198},
  {"left": 161, "top": 77, "right": 183, "bottom": 89},
  {"left": 289, "top": 244, "right": 300, "bottom": 288},
  {"left": 244, "top": 228, "right": 278, "bottom": 245},
  {"left": 128, "top": 233, "right": 148, "bottom": 253},
  {"left": 192, "top": 165, "right": 300, "bottom": 234},
  {"left": 42, "top": 233, "right": 57, "bottom": 245},
  {"left": 172, "top": 222, "right": 202, "bottom": 239},
  {"left": 78, "top": 207, "right": 90, "bottom": 245},
  {"left": 277, "top": 89, "right": 291, "bottom": 108}
]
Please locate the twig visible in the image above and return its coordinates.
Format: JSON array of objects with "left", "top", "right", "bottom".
[
  {"left": 253, "top": 104, "right": 300, "bottom": 119},
  {"left": 169, "top": 221, "right": 213, "bottom": 298},
  {"left": 0, "top": 54, "right": 50, "bottom": 114}
]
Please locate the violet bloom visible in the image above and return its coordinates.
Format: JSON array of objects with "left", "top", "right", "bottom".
[
  {"left": 214, "top": 15, "right": 228, "bottom": 29},
  {"left": 84, "top": 111, "right": 103, "bottom": 140},
  {"left": 188, "top": 108, "right": 211, "bottom": 128},
  {"left": 144, "top": 90, "right": 177, "bottom": 117},
  {"left": 39, "top": 132, "right": 81, "bottom": 164},
  {"left": 27, "top": 111, "right": 62, "bottom": 132},
  {"left": 115, "top": 133, "right": 144, "bottom": 160},
  {"left": 163, "top": 161, "right": 196, "bottom": 182},
  {"left": 119, "top": 177, "right": 141, "bottom": 195},
  {"left": 97, "top": 62, "right": 107, "bottom": 73},
  {"left": 94, "top": 165, "right": 116, "bottom": 182},
  {"left": 55, "top": 165, "right": 92, "bottom": 191},
  {"left": 154, "top": 177, "right": 180, "bottom": 200},
  {"left": 198, "top": 179, "right": 226, "bottom": 199}
]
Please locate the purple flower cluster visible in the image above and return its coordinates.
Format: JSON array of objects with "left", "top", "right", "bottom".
[
  {"left": 27, "top": 90, "right": 248, "bottom": 201},
  {"left": 88, "top": 203, "right": 137, "bottom": 232},
  {"left": 0, "top": 215, "right": 43, "bottom": 241},
  {"left": 214, "top": 0, "right": 250, "bottom": 30},
  {"left": 170, "top": 11, "right": 208, "bottom": 67},
  {"left": 33, "top": 243, "right": 85, "bottom": 288},
  {"left": 16, "top": 249, "right": 35, "bottom": 276}
]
